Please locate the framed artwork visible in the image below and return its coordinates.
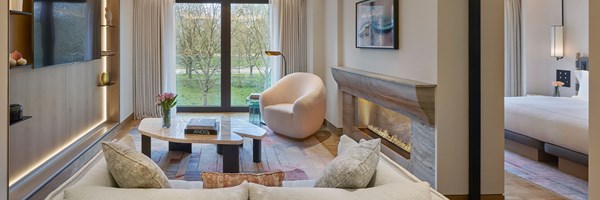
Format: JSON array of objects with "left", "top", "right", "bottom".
[{"left": 355, "top": 0, "right": 399, "bottom": 49}]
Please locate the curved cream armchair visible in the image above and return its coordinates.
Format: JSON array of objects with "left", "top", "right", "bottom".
[{"left": 260, "top": 73, "right": 326, "bottom": 139}]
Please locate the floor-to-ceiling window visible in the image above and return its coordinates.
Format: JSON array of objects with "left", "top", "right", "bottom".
[{"left": 175, "top": 0, "right": 269, "bottom": 112}]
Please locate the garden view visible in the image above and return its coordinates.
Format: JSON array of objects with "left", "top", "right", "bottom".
[{"left": 175, "top": 3, "right": 271, "bottom": 107}]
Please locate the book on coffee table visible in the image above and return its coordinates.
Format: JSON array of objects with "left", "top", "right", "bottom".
[{"left": 185, "top": 119, "right": 218, "bottom": 135}]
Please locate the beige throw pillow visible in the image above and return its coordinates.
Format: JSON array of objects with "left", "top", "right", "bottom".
[
  {"left": 102, "top": 141, "right": 171, "bottom": 188},
  {"left": 315, "top": 138, "right": 380, "bottom": 189},
  {"left": 201, "top": 171, "right": 285, "bottom": 189}
]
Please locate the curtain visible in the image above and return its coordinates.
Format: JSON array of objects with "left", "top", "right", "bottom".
[
  {"left": 133, "top": 0, "right": 176, "bottom": 119},
  {"left": 269, "top": 0, "right": 307, "bottom": 84},
  {"left": 505, "top": 0, "right": 523, "bottom": 97}
]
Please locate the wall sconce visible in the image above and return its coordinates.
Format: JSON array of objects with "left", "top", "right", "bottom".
[
  {"left": 551, "top": 25, "right": 564, "bottom": 60},
  {"left": 551, "top": 0, "right": 564, "bottom": 61}
]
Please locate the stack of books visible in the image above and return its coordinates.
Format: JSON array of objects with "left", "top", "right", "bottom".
[
  {"left": 248, "top": 93, "right": 261, "bottom": 100},
  {"left": 185, "top": 118, "right": 219, "bottom": 135}
]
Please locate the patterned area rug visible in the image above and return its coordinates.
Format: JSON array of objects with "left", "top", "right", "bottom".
[
  {"left": 126, "top": 116, "right": 339, "bottom": 182},
  {"left": 505, "top": 150, "right": 588, "bottom": 200}
]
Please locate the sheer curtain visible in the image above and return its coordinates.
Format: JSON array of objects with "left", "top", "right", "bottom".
[
  {"left": 269, "top": 0, "right": 307, "bottom": 84},
  {"left": 505, "top": 0, "right": 523, "bottom": 97},
  {"left": 133, "top": 0, "right": 176, "bottom": 119}
]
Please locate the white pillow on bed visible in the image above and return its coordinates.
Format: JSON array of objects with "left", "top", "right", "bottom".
[{"left": 574, "top": 70, "right": 589, "bottom": 101}]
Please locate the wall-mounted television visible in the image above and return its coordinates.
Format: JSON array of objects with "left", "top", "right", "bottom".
[{"left": 33, "top": 0, "right": 101, "bottom": 68}]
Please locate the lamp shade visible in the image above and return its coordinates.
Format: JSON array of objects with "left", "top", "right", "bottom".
[
  {"left": 551, "top": 25, "right": 564, "bottom": 59},
  {"left": 265, "top": 51, "right": 283, "bottom": 56}
]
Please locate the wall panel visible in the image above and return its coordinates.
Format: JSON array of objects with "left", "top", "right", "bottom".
[{"left": 8, "top": 60, "right": 105, "bottom": 185}]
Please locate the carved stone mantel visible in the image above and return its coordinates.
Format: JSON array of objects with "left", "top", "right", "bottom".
[
  {"left": 331, "top": 66, "right": 436, "bottom": 125},
  {"left": 332, "top": 66, "right": 437, "bottom": 186}
]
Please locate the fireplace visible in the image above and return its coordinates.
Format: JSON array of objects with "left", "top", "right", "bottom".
[
  {"left": 357, "top": 98, "right": 411, "bottom": 159},
  {"left": 332, "top": 66, "right": 436, "bottom": 186}
]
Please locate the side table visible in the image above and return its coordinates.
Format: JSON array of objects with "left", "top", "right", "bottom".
[{"left": 246, "top": 97, "right": 261, "bottom": 126}]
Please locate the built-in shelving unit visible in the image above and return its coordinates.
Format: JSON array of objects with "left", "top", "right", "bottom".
[
  {"left": 10, "top": 116, "right": 32, "bottom": 126},
  {"left": 8, "top": 1, "right": 34, "bottom": 70},
  {"left": 8, "top": 1, "right": 35, "bottom": 129}
]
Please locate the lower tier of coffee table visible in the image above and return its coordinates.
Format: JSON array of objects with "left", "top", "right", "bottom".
[{"left": 140, "top": 135, "right": 241, "bottom": 173}]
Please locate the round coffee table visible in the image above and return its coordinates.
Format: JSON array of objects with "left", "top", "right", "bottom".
[{"left": 137, "top": 117, "right": 265, "bottom": 173}]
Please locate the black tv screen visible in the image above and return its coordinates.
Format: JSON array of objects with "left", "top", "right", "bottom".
[{"left": 34, "top": 0, "right": 101, "bottom": 68}]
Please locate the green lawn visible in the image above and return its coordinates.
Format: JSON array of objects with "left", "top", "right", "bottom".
[{"left": 176, "top": 73, "right": 267, "bottom": 107}]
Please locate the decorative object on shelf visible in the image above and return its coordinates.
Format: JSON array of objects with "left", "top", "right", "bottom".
[
  {"left": 10, "top": 51, "right": 27, "bottom": 66},
  {"left": 156, "top": 92, "right": 178, "bottom": 128},
  {"left": 10, "top": 104, "right": 23, "bottom": 123},
  {"left": 9, "top": 0, "right": 23, "bottom": 12},
  {"left": 552, "top": 81, "right": 564, "bottom": 97},
  {"left": 100, "top": 72, "right": 111, "bottom": 85},
  {"left": 105, "top": 6, "right": 113, "bottom": 26},
  {"left": 9, "top": 55, "right": 16, "bottom": 67},
  {"left": 265, "top": 51, "right": 288, "bottom": 75},
  {"left": 17, "top": 58, "right": 27, "bottom": 66},
  {"left": 356, "top": 0, "right": 399, "bottom": 49}
]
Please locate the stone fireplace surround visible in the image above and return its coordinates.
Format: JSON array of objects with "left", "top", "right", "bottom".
[{"left": 332, "top": 66, "right": 437, "bottom": 186}]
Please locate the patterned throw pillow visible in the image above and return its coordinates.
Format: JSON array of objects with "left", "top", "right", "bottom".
[
  {"left": 315, "top": 138, "right": 381, "bottom": 189},
  {"left": 201, "top": 171, "right": 285, "bottom": 189},
  {"left": 102, "top": 141, "right": 172, "bottom": 189}
]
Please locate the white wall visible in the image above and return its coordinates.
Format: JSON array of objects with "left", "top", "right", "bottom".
[
  {"left": 120, "top": 0, "right": 134, "bottom": 122},
  {"left": 341, "top": 0, "right": 437, "bottom": 84},
  {"left": 522, "top": 0, "right": 589, "bottom": 96},
  {"left": 1, "top": 1, "right": 8, "bottom": 199},
  {"left": 588, "top": 1, "right": 599, "bottom": 199}
]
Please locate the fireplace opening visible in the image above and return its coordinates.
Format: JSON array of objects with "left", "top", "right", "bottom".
[{"left": 356, "top": 98, "right": 411, "bottom": 159}]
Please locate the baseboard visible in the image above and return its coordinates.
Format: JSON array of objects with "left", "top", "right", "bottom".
[
  {"left": 445, "top": 194, "right": 504, "bottom": 200},
  {"left": 323, "top": 120, "right": 343, "bottom": 136}
]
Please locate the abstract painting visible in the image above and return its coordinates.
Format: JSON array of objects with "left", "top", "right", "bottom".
[{"left": 356, "top": 0, "right": 398, "bottom": 49}]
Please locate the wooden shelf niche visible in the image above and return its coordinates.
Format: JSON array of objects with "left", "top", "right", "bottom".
[{"left": 8, "top": 0, "right": 34, "bottom": 69}]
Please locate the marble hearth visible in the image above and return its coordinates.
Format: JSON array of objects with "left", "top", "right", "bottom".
[{"left": 332, "top": 66, "right": 436, "bottom": 186}]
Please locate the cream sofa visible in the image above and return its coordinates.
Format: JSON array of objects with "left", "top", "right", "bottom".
[
  {"left": 48, "top": 138, "right": 447, "bottom": 200},
  {"left": 260, "top": 73, "right": 326, "bottom": 139}
]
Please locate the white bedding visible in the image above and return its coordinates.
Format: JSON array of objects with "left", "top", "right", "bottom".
[{"left": 505, "top": 96, "right": 589, "bottom": 155}]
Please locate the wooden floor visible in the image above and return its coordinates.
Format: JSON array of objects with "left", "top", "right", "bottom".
[
  {"left": 505, "top": 172, "right": 568, "bottom": 200},
  {"left": 116, "top": 113, "right": 571, "bottom": 199}
]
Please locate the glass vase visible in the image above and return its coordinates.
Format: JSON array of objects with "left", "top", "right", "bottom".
[
  {"left": 553, "top": 87, "right": 561, "bottom": 97},
  {"left": 162, "top": 108, "right": 171, "bottom": 128}
]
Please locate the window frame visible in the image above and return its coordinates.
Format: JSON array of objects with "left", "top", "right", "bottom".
[{"left": 175, "top": 0, "right": 269, "bottom": 113}]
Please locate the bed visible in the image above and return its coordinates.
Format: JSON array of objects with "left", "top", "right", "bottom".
[{"left": 504, "top": 70, "right": 589, "bottom": 180}]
